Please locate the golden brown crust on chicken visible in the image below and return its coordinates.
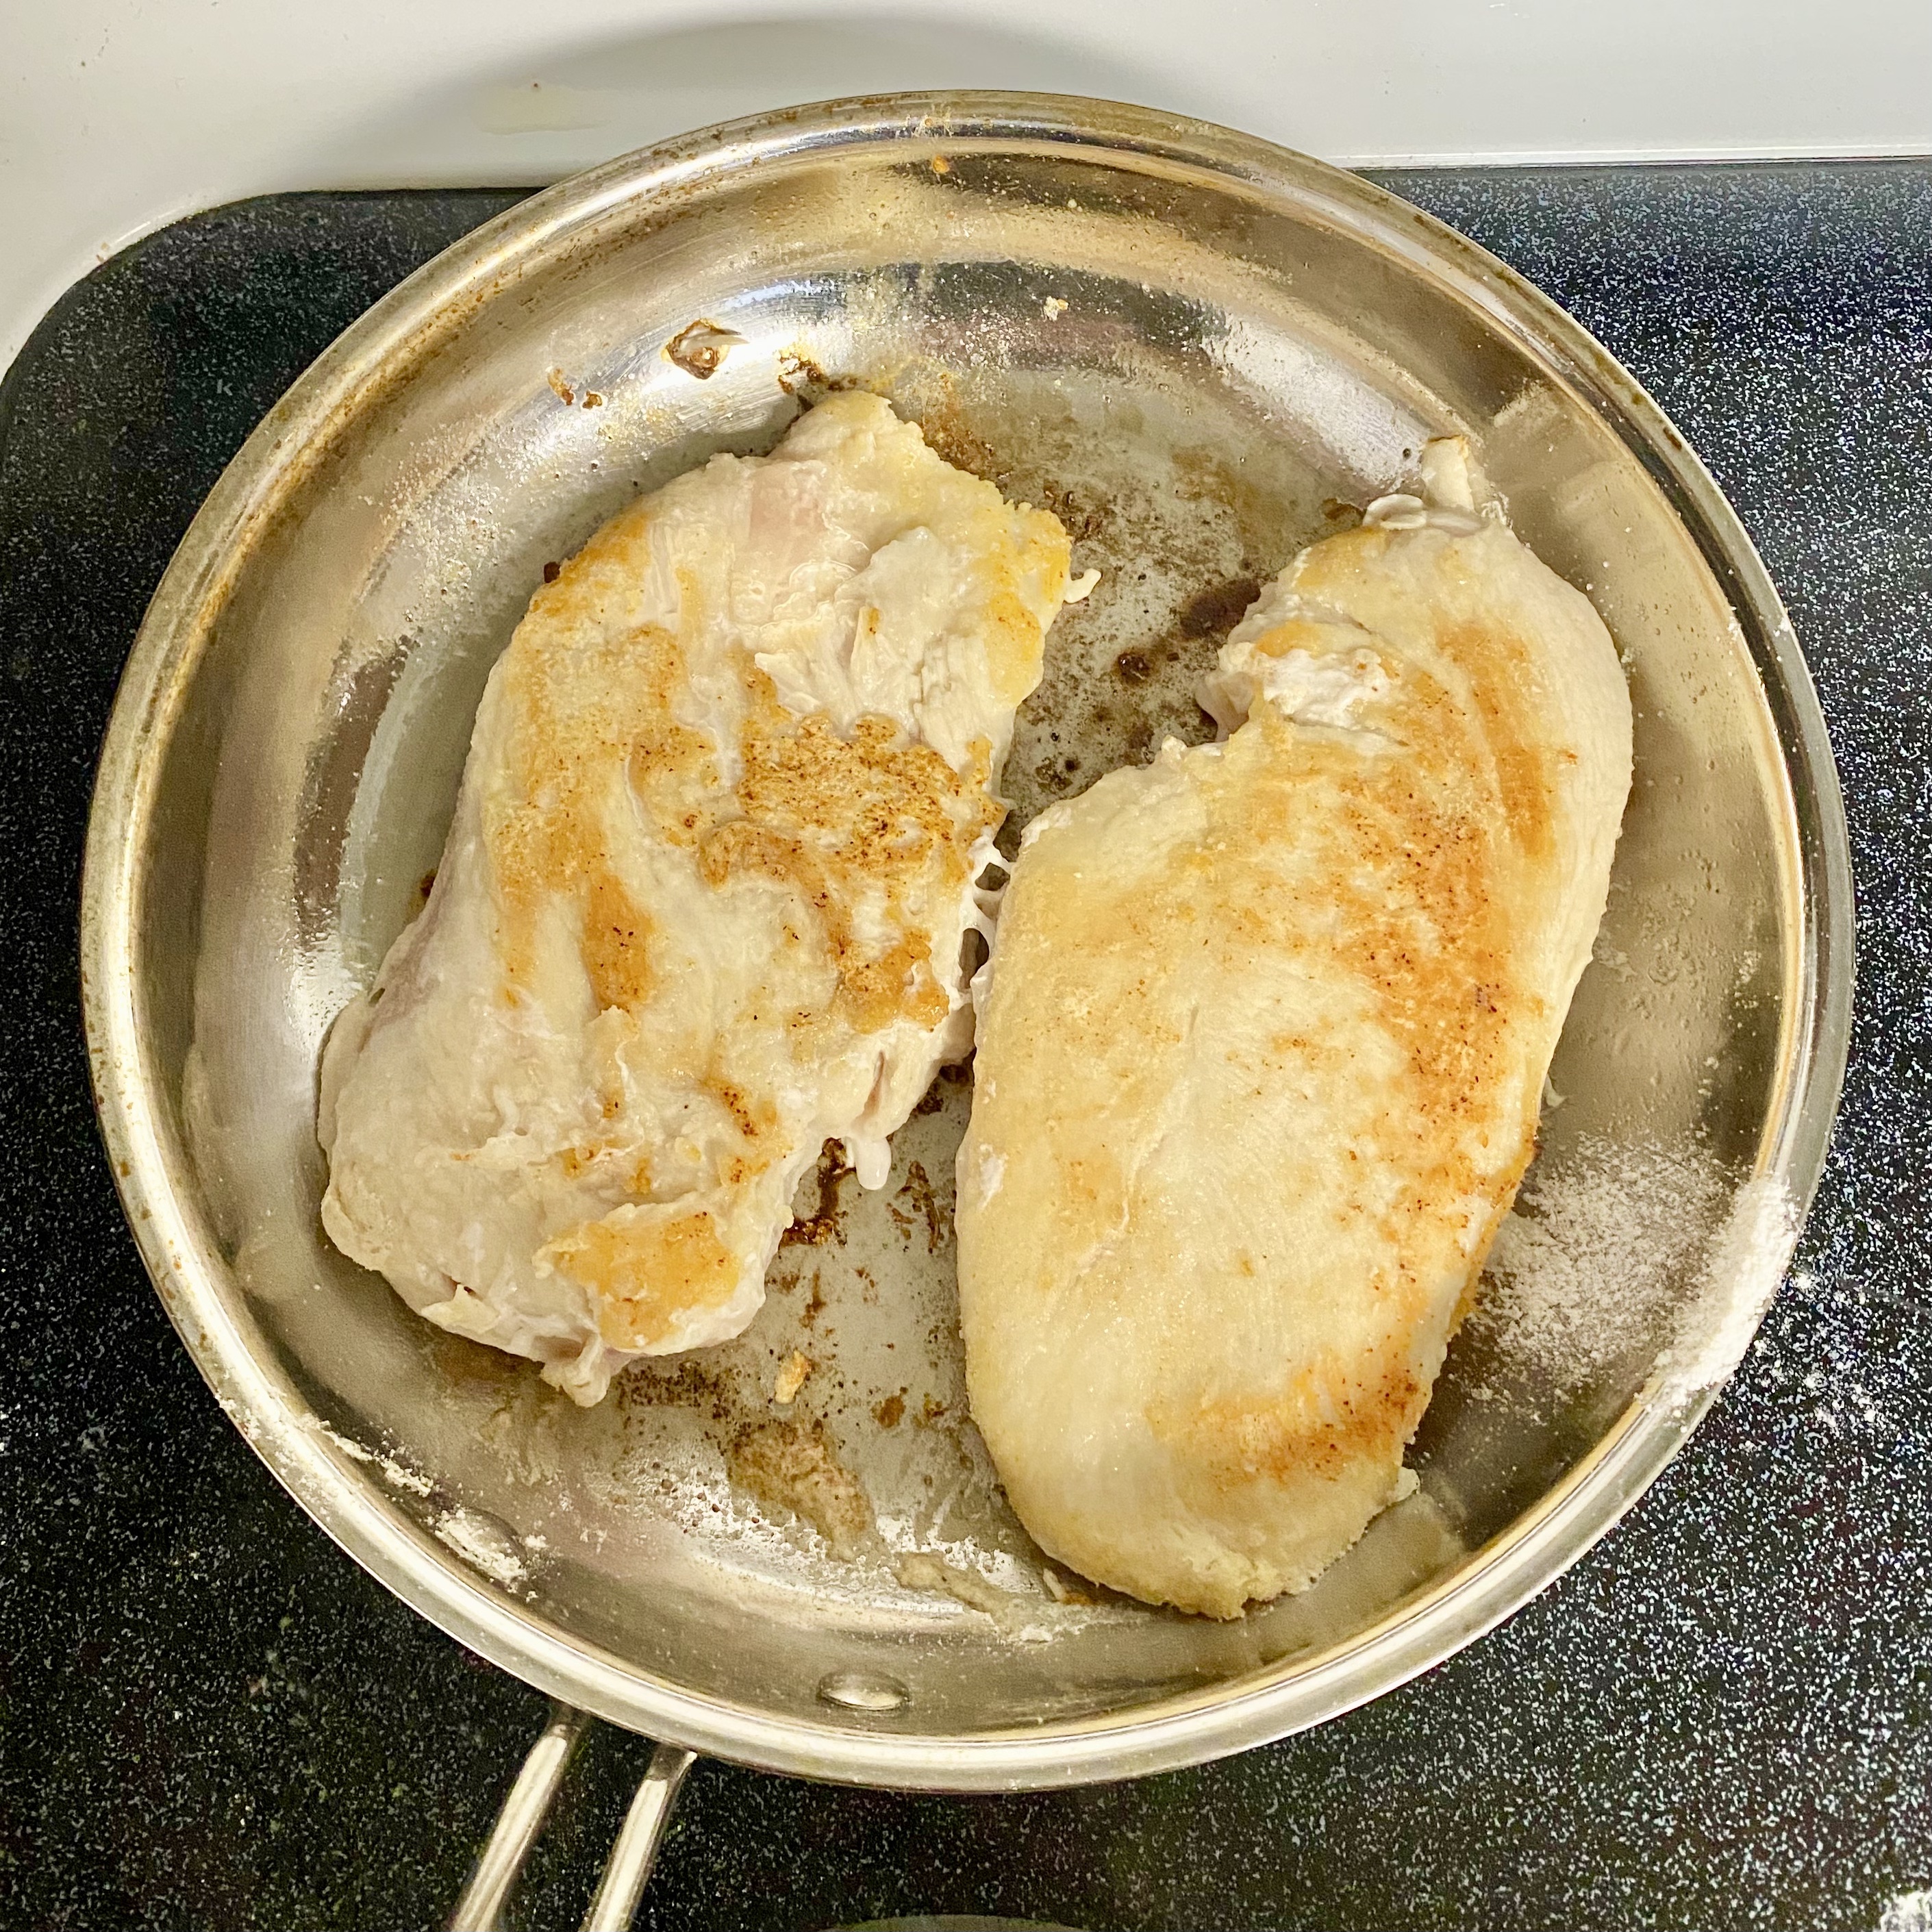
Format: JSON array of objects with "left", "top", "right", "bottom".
[
  {"left": 957, "top": 446, "right": 1631, "bottom": 1616},
  {"left": 321, "top": 392, "right": 1072, "bottom": 1402}
]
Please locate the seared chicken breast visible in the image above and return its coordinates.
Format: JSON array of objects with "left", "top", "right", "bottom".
[
  {"left": 957, "top": 441, "right": 1633, "bottom": 1616},
  {"left": 321, "top": 392, "right": 1075, "bottom": 1404}
]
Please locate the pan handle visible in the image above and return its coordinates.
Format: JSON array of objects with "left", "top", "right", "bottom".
[
  {"left": 448, "top": 1704, "right": 695, "bottom": 1932},
  {"left": 580, "top": 1741, "right": 697, "bottom": 1931}
]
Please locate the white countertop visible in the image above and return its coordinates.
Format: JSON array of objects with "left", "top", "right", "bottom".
[{"left": 4, "top": 0, "right": 1929, "bottom": 377}]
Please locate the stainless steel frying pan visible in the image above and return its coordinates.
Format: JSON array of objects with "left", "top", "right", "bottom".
[{"left": 79, "top": 93, "right": 1852, "bottom": 1927}]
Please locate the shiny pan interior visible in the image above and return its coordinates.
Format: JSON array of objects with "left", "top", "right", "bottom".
[{"left": 80, "top": 93, "right": 1853, "bottom": 1790}]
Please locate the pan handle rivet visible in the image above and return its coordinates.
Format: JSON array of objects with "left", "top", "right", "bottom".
[{"left": 816, "top": 1669, "right": 910, "bottom": 1712}]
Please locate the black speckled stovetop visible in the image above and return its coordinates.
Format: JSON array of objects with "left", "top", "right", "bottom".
[{"left": 2, "top": 164, "right": 1929, "bottom": 1932}]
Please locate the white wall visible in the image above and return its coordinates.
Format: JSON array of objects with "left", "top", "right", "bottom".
[{"left": 3, "top": 0, "right": 1928, "bottom": 373}]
